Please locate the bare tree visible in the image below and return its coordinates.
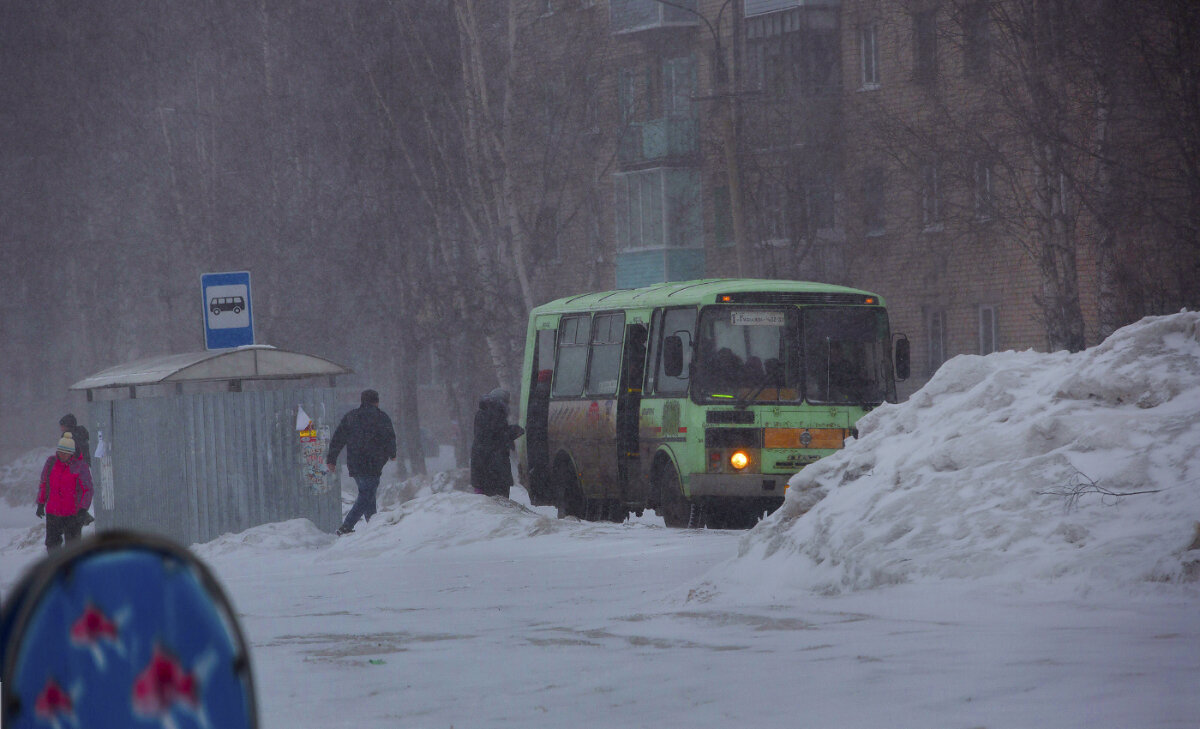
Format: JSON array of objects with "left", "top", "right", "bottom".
[{"left": 852, "top": 0, "right": 1200, "bottom": 351}]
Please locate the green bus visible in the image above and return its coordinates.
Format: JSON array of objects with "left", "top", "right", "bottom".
[{"left": 516, "top": 279, "right": 910, "bottom": 528}]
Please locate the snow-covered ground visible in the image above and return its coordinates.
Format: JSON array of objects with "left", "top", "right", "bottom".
[{"left": 2, "top": 312, "right": 1198, "bottom": 728}]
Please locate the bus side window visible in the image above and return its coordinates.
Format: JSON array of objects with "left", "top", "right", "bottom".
[
  {"left": 551, "top": 315, "right": 590, "bottom": 398},
  {"left": 585, "top": 313, "right": 625, "bottom": 397},
  {"left": 535, "top": 329, "right": 556, "bottom": 388},
  {"left": 655, "top": 307, "right": 697, "bottom": 396},
  {"left": 644, "top": 309, "right": 663, "bottom": 395}
]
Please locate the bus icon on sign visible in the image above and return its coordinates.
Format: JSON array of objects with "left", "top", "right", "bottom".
[
  {"left": 202, "top": 272, "right": 253, "bottom": 348},
  {"left": 209, "top": 296, "right": 245, "bottom": 316}
]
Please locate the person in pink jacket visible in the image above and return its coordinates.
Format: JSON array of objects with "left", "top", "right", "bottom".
[{"left": 35, "top": 431, "right": 94, "bottom": 552}]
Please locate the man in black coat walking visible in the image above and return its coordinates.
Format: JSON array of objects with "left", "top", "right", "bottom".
[
  {"left": 470, "top": 388, "right": 524, "bottom": 499},
  {"left": 326, "top": 389, "right": 397, "bottom": 535}
]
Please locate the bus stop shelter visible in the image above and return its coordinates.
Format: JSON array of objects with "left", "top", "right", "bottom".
[{"left": 70, "top": 345, "right": 350, "bottom": 544}]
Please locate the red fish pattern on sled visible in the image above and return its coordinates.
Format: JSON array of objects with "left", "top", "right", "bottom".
[{"left": 0, "top": 530, "right": 257, "bottom": 729}]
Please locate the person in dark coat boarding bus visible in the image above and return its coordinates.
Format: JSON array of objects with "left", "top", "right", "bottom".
[
  {"left": 470, "top": 388, "right": 525, "bottom": 499},
  {"left": 326, "top": 389, "right": 397, "bottom": 536},
  {"left": 36, "top": 431, "right": 94, "bottom": 553}
]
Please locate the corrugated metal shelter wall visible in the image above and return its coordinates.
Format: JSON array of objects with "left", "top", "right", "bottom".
[{"left": 87, "top": 387, "right": 341, "bottom": 545}]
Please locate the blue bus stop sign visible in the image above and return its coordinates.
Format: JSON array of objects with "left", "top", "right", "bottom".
[{"left": 201, "top": 271, "right": 254, "bottom": 350}]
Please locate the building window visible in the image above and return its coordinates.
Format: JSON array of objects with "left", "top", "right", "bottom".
[
  {"left": 863, "top": 166, "right": 885, "bottom": 235},
  {"left": 614, "top": 170, "right": 664, "bottom": 250},
  {"left": 979, "top": 306, "right": 998, "bottom": 354},
  {"left": 920, "top": 160, "right": 941, "bottom": 230},
  {"left": 964, "top": 1, "right": 991, "bottom": 76},
  {"left": 610, "top": 0, "right": 699, "bottom": 34},
  {"left": 618, "top": 67, "right": 643, "bottom": 123},
  {"left": 745, "top": 7, "right": 841, "bottom": 98},
  {"left": 662, "top": 56, "right": 695, "bottom": 118},
  {"left": 973, "top": 158, "right": 994, "bottom": 219},
  {"left": 913, "top": 10, "right": 937, "bottom": 83},
  {"left": 860, "top": 23, "right": 879, "bottom": 87},
  {"left": 928, "top": 309, "right": 946, "bottom": 374},
  {"left": 613, "top": 168, "right": 702, "bottom": 251}
]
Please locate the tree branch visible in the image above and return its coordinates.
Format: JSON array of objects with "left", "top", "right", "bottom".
[{"left": 1037, "top": 468, "right": 1161, "bottom": 513}]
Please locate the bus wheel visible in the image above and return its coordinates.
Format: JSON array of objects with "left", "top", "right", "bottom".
[
  {"left": 655, "top": 463, "right": 691, "bottom": 529},
  {"left": 554, "top": 459, "right": 585, "bottom": 520}
]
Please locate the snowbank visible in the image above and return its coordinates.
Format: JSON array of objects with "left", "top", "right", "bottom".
[
  {"left": 0, "top": 449, "right": 48, "bottom": 507},
  {"left": 722, "top": 311, "right": 1200, "bottom": 596},
  {"left": 192, "top": 491, "right": 589, "bottom": 563}
]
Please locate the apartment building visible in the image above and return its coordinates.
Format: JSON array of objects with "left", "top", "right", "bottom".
[{"left": 515, "top": 0, "right": 1182, "bottom": 396}]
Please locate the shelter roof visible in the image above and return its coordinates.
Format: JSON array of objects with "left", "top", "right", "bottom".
[{"left": 70, "top": 345, "right": 351, "bottom": 391}]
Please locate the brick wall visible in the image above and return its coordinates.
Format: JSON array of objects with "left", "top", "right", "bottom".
[{"left": 513, "top": 0, "right": 1121, "bottom": 385}]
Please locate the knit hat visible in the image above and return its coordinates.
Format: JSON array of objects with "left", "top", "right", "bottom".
[
  {"left": 486, "top": 388, "right": 510, "bottom": 405},
  {"left": 57, "top": 432, "right": 76, "bottom": 455}
]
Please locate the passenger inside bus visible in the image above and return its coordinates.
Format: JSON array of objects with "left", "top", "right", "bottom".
[
  {"left": 743, "top": 356, "right": 765, "bottom": 384},
  {"left": 763, "top": 358, "right": 784, "bottom": 385},
  {"left": 821, "top": 341, "right": 874, "bottom": 403},
  {"left": 714, "top": 348, "right": 744, "bottom": 385}
]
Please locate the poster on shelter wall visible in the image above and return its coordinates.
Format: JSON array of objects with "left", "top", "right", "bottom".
[
  {"left": 297, "top": 406, "right": 333, "bottom": 495},
  {"left": 95, "top": 430, "right": 116, "bottom": 510}
]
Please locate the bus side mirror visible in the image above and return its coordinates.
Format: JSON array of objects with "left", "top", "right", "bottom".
[
  {"left": 663, "top": 335, "right": 684, "bottom": 377},
  {"left": 894, "top": 334, "right": 911, "bottom": 381}
]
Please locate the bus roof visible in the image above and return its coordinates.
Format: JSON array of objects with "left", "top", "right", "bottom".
[{"left": 530, "top": 278, "right": 885, "bottom": 316}]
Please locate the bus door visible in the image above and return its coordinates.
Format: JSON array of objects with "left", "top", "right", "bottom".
[
  {"left": 578, "top": 312, "right": 625, "bottom": 499},
  {"left": 524, "top": 328, "right": 556, "bottom": 505},
  {"left": 637, "top": 307, "right": 697, "bottom": 494},
  {"left": 616, "top": 323, "right": 648, "bottom": 502}
]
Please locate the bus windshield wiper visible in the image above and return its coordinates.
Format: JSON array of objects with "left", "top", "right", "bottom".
[{"left": 735, "top": 370, "right": 772, "bottom": 410}]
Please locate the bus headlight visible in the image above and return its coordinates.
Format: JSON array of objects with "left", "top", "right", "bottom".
[{"left": 729, "top": 450, "right": 750, "bottom": 470}]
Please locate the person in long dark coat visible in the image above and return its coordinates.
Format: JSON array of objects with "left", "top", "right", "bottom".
[{"left": 470, "top": 388, "right": 524, "bottom": 498}]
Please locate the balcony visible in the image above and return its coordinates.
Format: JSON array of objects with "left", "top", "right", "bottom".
[
  {"left": 610, "top": 0, "right": 699, "bottom": 34},
  {"left": 617, "top": 115, "right": 698, "bottom": 166}
]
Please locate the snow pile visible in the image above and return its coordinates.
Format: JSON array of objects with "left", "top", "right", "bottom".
[
  {"left": 0, "top": 449, "right": 48, "bottom": 506},
  {"left": 192, "top": 518, "right": 334, "bottom": 557},
  {"left": 199, "top": 470, "right": 561, "bottom": 557},
  {"left": 344, "top": 491, "right": 573, "bottom": 552},
  {"left": 376, "top": 467, "right": 472, "bottom": 510},
  {"left": 725, "top": 311, "right": 1200, "bottom": 595}
]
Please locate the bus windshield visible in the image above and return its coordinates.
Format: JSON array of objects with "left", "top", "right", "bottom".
[
  {"left": 694, "top": 307, "right": 802, "bottom": 405},
  {"left": 802, "top": 307, "right": 894, "bottom": 405},
  {"left": 693, "top": 306, "right": 893, "bottom": 405}
]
